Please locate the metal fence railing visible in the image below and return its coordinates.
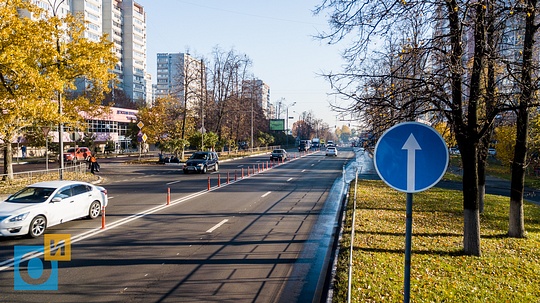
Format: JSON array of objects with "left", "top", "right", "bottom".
[{"left": 0, "top": 163, "right": 88, "bottom": 195}]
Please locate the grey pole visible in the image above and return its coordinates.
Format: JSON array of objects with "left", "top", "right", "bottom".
[{"left": 404, "top": 192, "right": 413, "bottom": 303}]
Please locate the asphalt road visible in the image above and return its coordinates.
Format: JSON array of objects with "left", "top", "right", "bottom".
[{"left": 0, "top": 149, "right": 355, "bottom": 302}]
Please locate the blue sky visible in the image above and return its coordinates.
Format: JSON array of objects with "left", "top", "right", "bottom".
[{"left": 136, "top": 0, "right": 350, "bottom": 129}]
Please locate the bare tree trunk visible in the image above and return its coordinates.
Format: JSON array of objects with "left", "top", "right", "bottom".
[
  {"left": 477, "top": 154, "right": 486, "bottom": 214},
  {"left": 509, "top": 108, "right": 527, "bottom": 237},
  {"left": 457, "top": 1, "right": 485, "bottom": 257},
  {"left": 460, "top": 142, "right": 481, "bottom": 256},
  {"left": 509, "top": 0, "right": 537, "bottom": 238},
  {"left": 2, "top": 144, "right": 14, "bottom": 181},
  {"left": 478, "top": 130, "right": 493, "bottom": 215}
]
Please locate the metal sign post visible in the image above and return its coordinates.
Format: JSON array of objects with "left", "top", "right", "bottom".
[
  {"left": 137, "top": 121, "right": 144, "bottom": 161},
  {"left": 404, "top": 192, "right": 413, "bottom": 302},
  {"left": 374, "top": 122, "right": 449, "bottom": 303}
]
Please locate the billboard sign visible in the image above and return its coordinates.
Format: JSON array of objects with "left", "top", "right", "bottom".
[{"left": 269, "top": 119, "right": 285, "bottom": 131}]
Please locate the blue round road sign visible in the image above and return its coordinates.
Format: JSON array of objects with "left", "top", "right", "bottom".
[{"left": 374, "top": 122, "right": 449, "bottom": 193}]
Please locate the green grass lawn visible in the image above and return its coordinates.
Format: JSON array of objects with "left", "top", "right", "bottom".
[
  {"left": 447, "top": 154, "right": 540, "bottom": 188},
  {"left": 332, "top": 180, "right": 540, "bottom": 302}
]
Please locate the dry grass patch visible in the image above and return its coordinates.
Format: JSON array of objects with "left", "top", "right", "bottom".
[{"left": 0, "top": 171, "right": 100, "bottom": 195}]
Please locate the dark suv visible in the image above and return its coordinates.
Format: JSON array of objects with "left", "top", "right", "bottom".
[{"left": 183, "top": 151, "right": 219, "bottom": 174}]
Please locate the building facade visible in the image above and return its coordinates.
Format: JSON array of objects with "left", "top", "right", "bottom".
[
  {"left": 82, "top": 106, "right": 138, "bottom": 151},
  {"left": 242, "top": 79, "right": 271, "bottom": 118},
  {"left": 155, "top": 53, "right": 205, "bottom": 109},
  {"left": 29, "top": 0, "right": 149, "bottom": 105},
  {"left": 102, "top": 0, "right": 148, "bottom": 104}
]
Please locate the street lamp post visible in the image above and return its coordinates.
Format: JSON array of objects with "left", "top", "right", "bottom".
[
  {"left": 58, "top": 92, "right": 64, "bottom": 180},
  {"left": 286, "top": 102, "right": 296, "bottom": 148},
  {"left": 251, "top": 99, "right": 254, "bottom": 151},
  {"left": 16, "top": 137, "right": 20, "bottom": 164},
  {"left": 41, "top": 126, "right": 51, "bottom": 171}
]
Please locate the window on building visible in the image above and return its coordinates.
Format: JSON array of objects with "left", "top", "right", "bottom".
[{"left": 87, "top": 120, "right": 118, "bottom": 133}]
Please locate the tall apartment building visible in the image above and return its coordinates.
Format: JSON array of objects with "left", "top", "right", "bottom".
[
  {"left": 102, "top": 0, "right": 147, "bottom": 104},
  {"left": 28, "top": 0, "right": 148, "bottom": 105},
  {"left": 155, "top": 53, "right": 206, "bottom": 109},
  {"left": 144, "top": 72, "right": 153, "bottom": 106},
  {"left": 242, "top": 79, "right": 271, "bottom": 118}
]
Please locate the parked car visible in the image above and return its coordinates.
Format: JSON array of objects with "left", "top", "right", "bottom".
[
  {"left": 63, "top": 147, "right": 91, "bottom": 162},
  {"left": 183, "top": 151, "right": 219, "bottom": 174},
  {"left": 0, "top": 181, "right": 108, "bottom": 238},
  {"left": 326, "top": 146, "right": 338, "bottom": 157},
  {"left": 270, "top": 149, "right": 287, "bottom": 161}
]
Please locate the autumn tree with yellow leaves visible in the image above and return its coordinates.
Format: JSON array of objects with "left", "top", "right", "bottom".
[
  {"left": 0, "top": 0, "right": 117, "bottom": 179},
  {"left": 137, "top": 96, "right": 195, "bottom": 159}
]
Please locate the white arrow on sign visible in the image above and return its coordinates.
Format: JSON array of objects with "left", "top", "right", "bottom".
[{"left": 402, "top": 134, "right": 421, "bottom": 192}]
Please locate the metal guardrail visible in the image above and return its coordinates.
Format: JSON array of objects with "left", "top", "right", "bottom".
[{"left": 348, "top": 168, "right": 359, "bottom": 303}]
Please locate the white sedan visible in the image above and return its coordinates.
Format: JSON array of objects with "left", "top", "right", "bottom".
[
  {"left": 326, "top": 146, "right": 338, "bottom": 157},
  {"left": 0, "top": 181, "right": 108, "bottom": 238}
]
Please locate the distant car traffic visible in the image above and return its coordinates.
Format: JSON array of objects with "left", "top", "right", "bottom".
[
  {"left": 325, "top": 146, "right": 338, "bottom": 157},
  {"left": 0, "top": 181, "right": 108, "bottom": 238},
  {"left": 270, "top": 149, "right": 287, "bottom": 161},
  {"left": 183, "top": 151, "right": 219, "bottom": 174},
  {"left": 298, "top": 140, "right": 310, "bottom": 152},
  {"left": 63, "top": 147, "right": 91, "bottom": 162},
  {"left": 449, "top": 147, "right": 460, "bottom": 155}
]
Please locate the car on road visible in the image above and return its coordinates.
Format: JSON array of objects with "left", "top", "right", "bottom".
[
  {"left": 298, "top": 143, "right": 310, "bottom": 152},
  {"left": 63, "top": 147, "right": 91, "bottom": 162},
  {"left": 325, "top": 146, "right": 338, "bottom": 157},
  {"left": 270, "top": 149, "right": 287, "bottom": 161},
  {"left": 449, "top": 147, "right": 460, "bottom": 155},
  {"left": 183, "top": 151, "right": 219, "bottom": 174},
  {"left": 0, "top": 180, "right": 108, "bottom": 238}
]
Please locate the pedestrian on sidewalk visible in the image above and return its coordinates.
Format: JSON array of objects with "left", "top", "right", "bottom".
[{"left": 89, "top": 154, "right": 100, "bottom": 174}]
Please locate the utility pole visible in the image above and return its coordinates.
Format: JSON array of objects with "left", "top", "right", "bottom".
[
  {"left": 251, "top": 98, "right": 254, "bottom": 150},
  {"left": 286, "top": 101, "right": 296, "bottom": 147},
  {"left": 200, "top": 59, "right": 205, "bottom": 151},
  {"left": 58, "top": 92, "right": 64, "bottom": 180}
]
